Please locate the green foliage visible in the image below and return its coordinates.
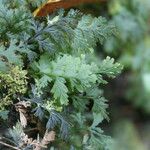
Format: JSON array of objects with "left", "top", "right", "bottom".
[
  {"left": 0, "top": 40, "right": 37, "bottom": 71},
  {"left": 8, "top": 122, "right": 25, "bottom": 147},
  {"left": 0, "top": 110, "right": 9, "bottom": 120},
  {"left": 104, "top": 0, "right": 150, "bottom": 113},
  {"left": 0, "top": 66, "right": 27, "bottom": 112},
  {"left": 112, "top": 120, "right": 146, "bottom": 150},
  {"left": 31, "top": 53, "right": 122, "bottom": 148},
  {"left": 0, "top": 0, "right": 31, "bottom": 40},
  {"left": 51, "top": 77, "right": 69, "bottom": 105},
  {"left": 0, "top": 0, "right": 123, "bottom": 149},
  {"left": 98, "top": 56, "right": 122, "bottom": 78},
  {"left": 72, "top": 15, "right": 116, "bottom": 53}
]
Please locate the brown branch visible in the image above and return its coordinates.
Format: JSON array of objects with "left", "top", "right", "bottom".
[
  {"left": 0, "top": 140, "right": 20, "bottom": 150},
  {"left": 33, "top": 0, "right": 107, "bottom": 17}
]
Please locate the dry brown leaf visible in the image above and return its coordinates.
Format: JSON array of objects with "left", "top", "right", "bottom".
[
  {"left": 19, "top": 111, "right": 27, "bottom": 128},
  {"left": 15, "top": 101, "right": 31, "bottom": 108},
  {"left": 33, "top": 130, "right": 56, "bottom": 150},
  {"left": 42, "top": 130, "right": 55, "bottom": 143},
  {"left": 33, "top": 0, "right": 106, "bottom": 17},
  {"left": 15, "top": 101, "right": 31, "bottom": 128}
]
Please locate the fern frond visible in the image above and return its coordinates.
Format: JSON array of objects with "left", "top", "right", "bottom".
[
  {"left": 72, "top": 15, "right": 116, "bottom": 53},
  {"left": 46, "top": 111, "right": 70, "bottom": 139},
  {"left": 98, "top": 56, "right": 123, "bottom": 78},
  {"left": 0, "top": 40, "right": 36, "bottom": 72},
  {"left": 51, "top": 77, "right": 69, "bottom": 105},
  {"left": 0, "top": 0, "right": 31, "bottom": 40}
]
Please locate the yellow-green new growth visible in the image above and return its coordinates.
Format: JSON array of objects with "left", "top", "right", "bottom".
[{"left": 0, "top": 66, "right": 28, "bottom": 110}]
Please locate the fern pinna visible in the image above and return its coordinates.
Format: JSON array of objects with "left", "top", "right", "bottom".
[{"left": 0, "top": 0, "right": 122, "bottom": 149}]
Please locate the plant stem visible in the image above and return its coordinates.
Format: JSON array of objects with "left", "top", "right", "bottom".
[{"left": 0, "top": 140, "right": 20, "bottom": 150}]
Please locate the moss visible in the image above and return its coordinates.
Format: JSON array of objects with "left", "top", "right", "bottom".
[{"left": 0, "top": 66, "right": 27, "bottom": 110}]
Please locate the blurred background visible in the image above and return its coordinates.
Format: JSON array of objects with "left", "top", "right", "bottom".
[{"left": 77, "top": 0, "right": 150, "bottom": 149}]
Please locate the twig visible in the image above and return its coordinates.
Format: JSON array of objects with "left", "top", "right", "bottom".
[
  {"left": 0, "top": 136, "right": 17, "bottom": 146},
  {"left": 24, "top": 127, "right": 39, "bottom": 133},
  {"left": 0, "top": 140, "right": 20, "bottom": 150}
]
